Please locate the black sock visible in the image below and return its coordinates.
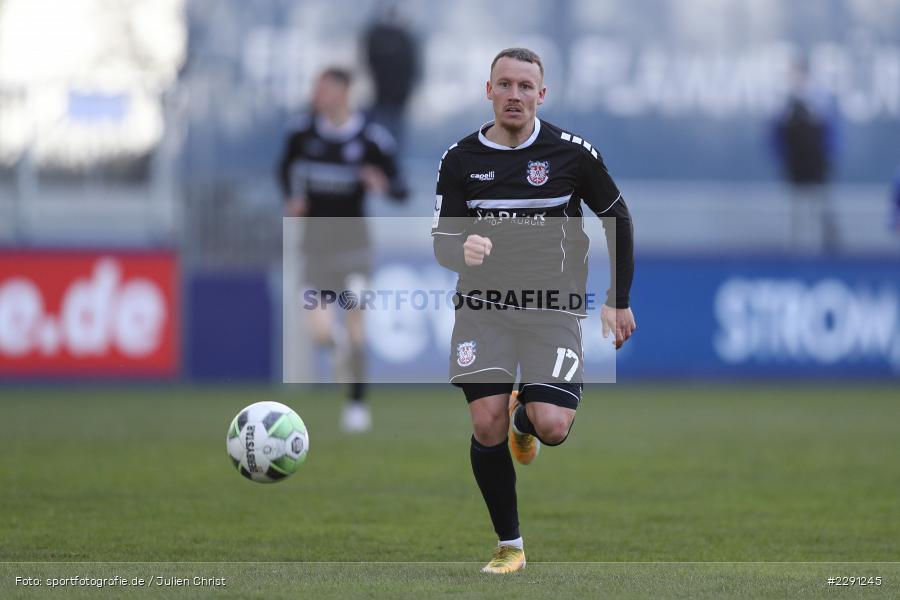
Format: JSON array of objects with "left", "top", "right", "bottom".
[
  {"left": 513, "top": 405, "right": 537, "bottom": 436},
  {"left": 348, "top": 345, "right": 366, "bottom": 401},
  {"left": 349, "top": 383, "right": 366, "bottom": 402},
  {"left": 470, "top": 436, "right": 520, "bottom": 541}
]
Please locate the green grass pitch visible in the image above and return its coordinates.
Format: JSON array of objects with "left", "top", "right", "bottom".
[{"left": 2, "top": 384, "right": 899, "bottom": 598}]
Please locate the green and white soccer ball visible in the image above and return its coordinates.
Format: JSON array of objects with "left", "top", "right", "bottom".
[{"left": 226, "top": 401, "right": 309, "bottom": 483}]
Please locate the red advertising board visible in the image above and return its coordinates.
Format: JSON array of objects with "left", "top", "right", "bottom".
[{"left": 0, "top": 250, "right": 179, "bottom": 377}]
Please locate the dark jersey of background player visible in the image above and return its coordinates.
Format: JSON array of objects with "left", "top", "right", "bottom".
[
  {"left": 277, "top": 110, "right": 408, "bottom": 255},
  {"left": 432, "top": 117, "right": 634, "bottom": 313},
  {"left": 278, "top": 110, "right": 407, "bottom": 216}
]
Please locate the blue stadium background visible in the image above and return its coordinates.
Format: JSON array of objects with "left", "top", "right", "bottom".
[{"left": 0, "top": 0, "right": 898, "bottom": 382}]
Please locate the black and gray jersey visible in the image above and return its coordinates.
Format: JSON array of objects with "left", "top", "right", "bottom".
[
  {"left": 432, "top": 118, "right": 634, "bottom": 313},
  {"left": 277, "top": 111, "right": 406, "bottom": 217}
]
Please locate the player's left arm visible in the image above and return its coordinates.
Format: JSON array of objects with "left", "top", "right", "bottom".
[
  {"left": 362, "top": 122, "right": 409, "bottom": 202},
  {"left": 576, "top": 147, "right": 636, "bottom": 348}
]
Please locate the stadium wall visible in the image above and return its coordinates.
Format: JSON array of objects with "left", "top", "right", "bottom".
[{"left": 2, "top": 251, "right": 898, "bottom": 382}]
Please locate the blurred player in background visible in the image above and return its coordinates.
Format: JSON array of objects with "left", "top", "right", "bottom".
[
  {"left": 278, "top": 67, "right": 408, "bottom": 432},
  {"left": 432, "top": 48, "right": 636, "bottom": 572}
]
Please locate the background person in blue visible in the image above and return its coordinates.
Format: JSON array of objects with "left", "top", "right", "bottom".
[
  {"left": 771, "top": 58, "right": 841, "bottom": 254},
  {"left": 363, "top": 1, "right": 419, "bottom": 149}
]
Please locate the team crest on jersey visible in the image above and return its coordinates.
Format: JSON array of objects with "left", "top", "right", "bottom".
[
  {"left": 526, "top": 160, "right": 550, "bottom": 186},
  {"left": 456, "top": 340, "right": 477, "bottom": 367}
]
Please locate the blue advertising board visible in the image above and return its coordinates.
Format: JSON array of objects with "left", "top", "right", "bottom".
[
  {"left": 361, "top": 254, "right": 900, "bottom": 381},
  {"left": 185, "top": 255, "right": 900, "bottom": 382},
  {"left": 620, "top": 257, "right": 900, "bottom": 379},
  {"left": 186, "top": 271, "right": 274, "bottom": 382}
]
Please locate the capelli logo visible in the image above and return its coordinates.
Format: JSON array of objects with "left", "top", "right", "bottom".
[{"left": 470, "top": 171, "right": 495, "bottom": 181}]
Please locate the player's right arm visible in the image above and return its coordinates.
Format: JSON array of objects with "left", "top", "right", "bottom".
[
  {"left": 432, "top": 147, "right": 490, "bottom": 270},
  {"left": 362, "top": 122, "right": 409, "bottom": 202},
  {"left": 277, "top": 131, "right": 308, "bottom": 216}
]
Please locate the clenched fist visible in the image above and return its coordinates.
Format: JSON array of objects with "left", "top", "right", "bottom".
[{"left": 463, "top": 235, "right": 493, "bottom": 267}]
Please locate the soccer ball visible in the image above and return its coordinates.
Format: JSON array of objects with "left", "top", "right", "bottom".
[{"left": 226, "top": 401, "right": 309, "bottom": 483}]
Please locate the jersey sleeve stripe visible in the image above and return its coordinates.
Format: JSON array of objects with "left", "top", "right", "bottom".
[
  {"left": 562, "top": 132, "right": 599, "bottom": 158},
  {"left": 438, "top": 143, "right": 459, "bottom": 180},
  {"left": 440, "top": 143, "right": 459, "bottom": 161},
  {"left": 596, "top": 193, "right": 623, "bottom": 214}
]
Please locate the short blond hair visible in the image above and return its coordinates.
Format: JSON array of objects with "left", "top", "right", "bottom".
[{"left": 490, "top": 48, "right": 544, "bottom": 78}]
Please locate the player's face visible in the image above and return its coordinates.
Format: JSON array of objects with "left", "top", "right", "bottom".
[
  {"left": 312, "top": 75, "right": 349, "bottom": 114},
  {"left": 487, "top": 57, "right": 546, "bottom": 131}
]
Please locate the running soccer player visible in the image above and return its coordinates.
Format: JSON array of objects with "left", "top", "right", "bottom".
[
  {"left": 278, "top": 67, "right": 407, "bottom": 432},
  {"left": 432, "top": 48, "right": 636, "bottom": 572}
]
